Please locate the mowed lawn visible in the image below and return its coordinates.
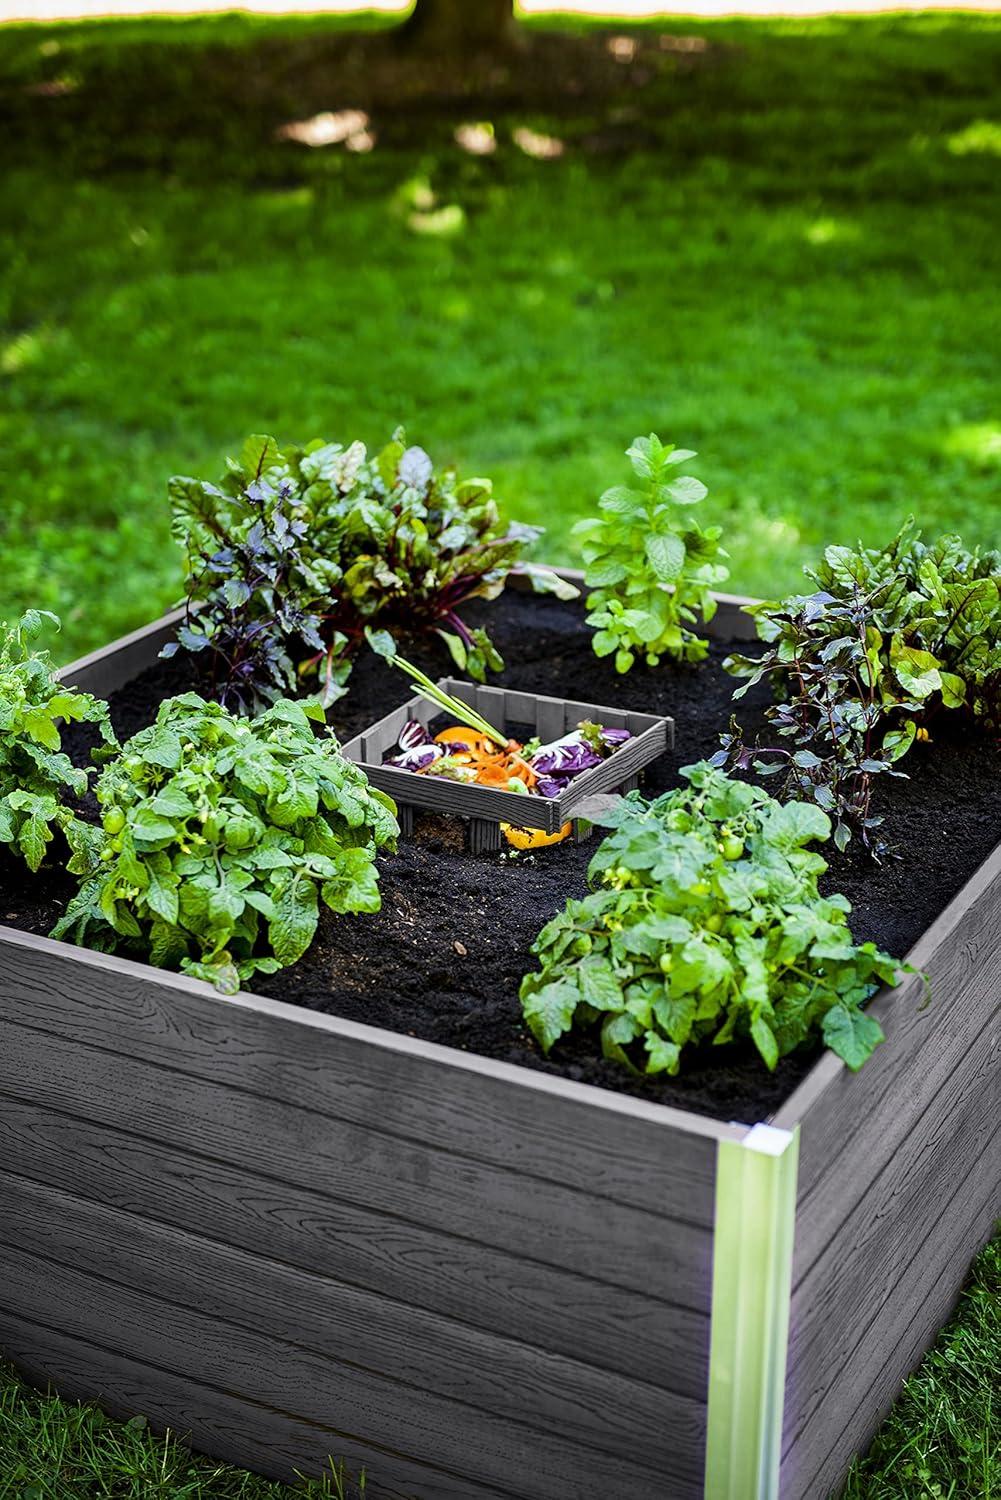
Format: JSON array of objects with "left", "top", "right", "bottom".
[{"left": 0, "top": 9, "right": 999, "bottom": 660}]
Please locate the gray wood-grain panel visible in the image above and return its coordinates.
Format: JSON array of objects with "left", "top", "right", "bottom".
[
  {"left": 775, "top": 841, "right": 1001, "bottom": 1499},
  {"left": 0, "top": 1244, "right": 682, "bottom": 1499},
  {"left": 60, "top": 607, "right": 185, "bottom": 697},
  {"left": 773, "top": 842, "right": 1001, "bottom": 1264},
  {"left": 0, "top": 1312, "right": 498, "bottom": 1500},
  {"left": 0, "top": 1095, "right": 711, "bottom": 1393},
  {"left": 781, "top": 1117, "right": 1001, "bottom": 1500},
  {"left": 0, "top": 1168, "right": 699, "bottom": 1470},
  {"left": 0, "top": 927, "right": 734, "bottom": 1218},
  {"left": 0, "top": 1017, "right": 713, "bottom": 1306}
]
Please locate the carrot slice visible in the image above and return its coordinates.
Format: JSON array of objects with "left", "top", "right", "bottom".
[{"left": 434, "top": 726, "right": 484, "bottom": 750}]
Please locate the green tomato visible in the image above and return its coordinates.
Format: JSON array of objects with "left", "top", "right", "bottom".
[
  {"left": 570, "top": 934, "right": 593, "bottom": 958},
  {"left": 202, "top": 812, "right": 222, "bottom": 842},
  {"left": 100, "top": 846, "right": 115, "bottom": 862},
  {"left": 690, "top": 880, "right": 710, "bottom": 898},
  {"left": 705, "top": 913, "right": 724, "bottom": 934},
  {"left": 102, "top": 807, "right": 126, "bottom": 836},
  {"left": 659, "top": 952, "right": 674, "bottom": 974},
  {"left": 721, "top": 836, "right": 745, "bottom": 862}
]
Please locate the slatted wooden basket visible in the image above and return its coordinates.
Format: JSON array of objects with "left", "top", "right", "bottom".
[{"left": 340, "top": 679, "right": 674, "bottom": 850}]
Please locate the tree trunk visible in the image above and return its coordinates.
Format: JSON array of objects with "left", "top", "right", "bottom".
[{"left": 402, "top": 0, "right": 518, "bottom": 54}]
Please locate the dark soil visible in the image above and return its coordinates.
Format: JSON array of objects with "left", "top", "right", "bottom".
[{"left": 7, "top": 590, "right": 1001, "bottom": 1124}]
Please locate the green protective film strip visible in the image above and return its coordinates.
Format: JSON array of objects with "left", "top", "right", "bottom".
[{"left": 704, "top": 1122, "right": 800, "bottom": 1500}]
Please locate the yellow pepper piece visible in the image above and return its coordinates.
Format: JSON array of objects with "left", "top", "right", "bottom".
[{"left": 501, "top": 821, "right": 573, "bottom": 850}]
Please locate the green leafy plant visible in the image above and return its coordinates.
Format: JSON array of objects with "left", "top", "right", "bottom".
[
  {"left": 573, "top": 435, "right": 729, "bottom": 672},
  {"left": 520, "top": 762, "right": 911, "bottom": 1076},
  {"left": 167, "top": 431, "right": 576, "bottom": 712},
  {"left": 724, "top": 518, "right": 1001, "bottom": 850},
  {"left": 0, "top": 610, "right": 114, "bottom": 872},
  {"left": 53, "top": 693, "right": 398, "bottom": 993}
]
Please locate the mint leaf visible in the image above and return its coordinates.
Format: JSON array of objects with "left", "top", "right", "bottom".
[
  {"left": 645, "top": 533, "right": 686, "bottom": 583},
  {"left": 579, "top": 436, "right": 727, "bottom": 671}
]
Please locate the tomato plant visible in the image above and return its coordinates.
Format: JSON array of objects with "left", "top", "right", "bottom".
[
  {"left": 520, "top": 762, "right": 912, "bottom": 1076},
  {"left": 53, "top": 693, "right": 399, "bottom": 993},
  {"left": 0, "top": 611, "right": 115, "bottom": 872}
]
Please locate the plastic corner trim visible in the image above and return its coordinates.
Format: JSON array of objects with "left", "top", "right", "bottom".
[{"left": 704, "top": 1122, "right": 800, "bottom": 1500}]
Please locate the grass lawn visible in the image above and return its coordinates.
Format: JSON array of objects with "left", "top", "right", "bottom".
[
  {"left": 0, "top": 9, "right": 999, "bottom": 661},
  {"left": 1, "top": 1229, "right": 997, "bottom": 1498}
]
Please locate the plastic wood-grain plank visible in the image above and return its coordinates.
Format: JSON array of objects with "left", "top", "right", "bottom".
[
  {"left": 0, "top": 1170, "right": 699, "bottom": 1468},
  {"left": 0, "top": 1312, "right": 502, "bottom": 1500},
  {"left": 0, "top": 1018, "right": 712, "bottom": 1304},
  {"left": 0, "top": 1245, "right": 689, "bottom": 1500},
  {"left": 773, "top": 841, "right": 1001, "bottom": 1500},
  {"left": 58, "top": 609, "right": 185, "bottom": 697},
  {"left": 774, "top": 842, "right": 1001, "bottom": 1272},
  {"left": 0, "top": 929, "right": 732, "bottom": 1220},
  {"left": 0, "top": 1097, "right": 711, "bottom": 1392},
  {"left": 781, "top": 1029, "right": 1000, "bottom": 1469},
  {"left": 780, "top": 1115, "right": 1001, "bottom": 1500}
]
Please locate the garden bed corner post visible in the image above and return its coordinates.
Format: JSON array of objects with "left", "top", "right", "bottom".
[{"left": 704, "top": 1123, "right": 799, "bottom": 1500}]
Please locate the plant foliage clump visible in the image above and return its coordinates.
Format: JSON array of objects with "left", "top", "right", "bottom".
[
  {"left": 0, "top": 611, "right": 114, "bottom": 872},
  {"left": 53, "top": 693, "right": 398, "bottom": 993},
  {"left": 167, "top": 432, "right": 575, "bottom": 713},
  {"left": 520, "top": 762, "right": 908, "bottom": 1076},
  {"left": 723, "top": 519, "right": 1001, "bottom": 850},
  {"left": 574, "top": 435, "right": 729, "bottom": 672}
]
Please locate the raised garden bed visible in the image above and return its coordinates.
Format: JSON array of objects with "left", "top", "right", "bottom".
[{"left": 0, "top": 578, "right": 998, "bottom": 1500}]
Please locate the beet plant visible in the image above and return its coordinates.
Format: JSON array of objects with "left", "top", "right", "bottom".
[
  {"left": 53, "top": 693, "right": 398, "bottom": 993},
  {"left": 0, "top": 611, "right": 114, "bottom": 872},
  {"left": 574, "top": 435, "right": 729, "bottom": 671},
  {"left": 723, "top": 519, "right": 1001, "bottom": 851},
  {"left": 520, "top": 762, "right": 910, "bottom": 1076},
  {"left": 167, "top": 431, "right": 575, "bottom": 713}
]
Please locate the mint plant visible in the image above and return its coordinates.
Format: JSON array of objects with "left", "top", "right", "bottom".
[
  {"left": 520, "top": 763, "right": 909, "bottom": 1076},
  {"left": 0, "top": 610, "right": 114, "bottom": 872},
  {"left": 573, "top": 435, "right": 729, "bottom": 672},
  {"left": 168, "top": 431, "right": 575, "bottom": 712},
  {"left": 724, "top": 519, "right": 1001, "bottom": 851},
  {"left": 53, "top": 693, "right": 398, "bottom": 993}
]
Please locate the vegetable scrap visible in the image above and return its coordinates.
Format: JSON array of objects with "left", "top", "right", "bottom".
[{"left": 381, "top": 658, "right": 633, "bottom": 848}]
